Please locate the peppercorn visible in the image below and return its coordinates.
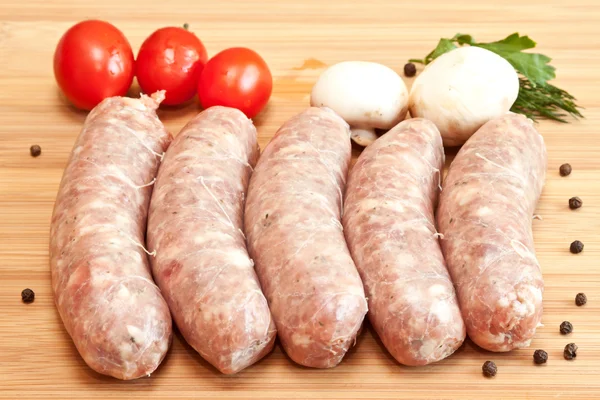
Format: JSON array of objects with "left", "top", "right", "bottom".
[
  {"left": 570, "top": 240, "right": 584, "bottom": 254},
  {"left": 569, "top": 197, "right": 582, "bottom": 210},
  {"left": 564, "top": 343, "right": 578, "bottom": 360},
  {"left": 575, "top": 292, "right": 587, "bottom": 306},
  {"left": 404, "top": 63, "right": 417, "bottom": 77},
  {"left": 533, "top": 349, "right": 548, "bottom": 364},
  {"left": 21, "top": 288, "right": 35, "bottom": 303},
  {"left": 560, "top": 321, "right": 573, "bottom": 334},
  {"left": 559, "top": 163, "right": 572, "bottom": 176},
  {"left": 30, "top": 144, "right": 41, "bottom": 157},
  {"left": 482, "top": 360, "right": 497, "bottom": 377}
]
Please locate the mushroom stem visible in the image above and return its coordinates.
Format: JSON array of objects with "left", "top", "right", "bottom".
[{"left": 350, "top": 127, "right": 378, "bottom": 147}]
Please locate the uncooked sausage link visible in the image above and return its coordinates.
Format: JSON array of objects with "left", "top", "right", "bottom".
[
  {"left": 437, "top": 113, "right": 547, "bottom": 352},
  {"left": 49, "top": 94, "right": 173, "bottom": 380},
  {"left": 147, "top": 106, "right": 276, "bottom": 374},
  {"left": 343, "top": 118, "right": 466, "bottom": 366},
  {"left": 245, "top": 107, "right": 368, "bottom": 368}
]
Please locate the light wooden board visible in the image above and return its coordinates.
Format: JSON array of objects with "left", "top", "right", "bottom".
[{"left": 1, "top": 0, "right": 600, "bottom": 398}]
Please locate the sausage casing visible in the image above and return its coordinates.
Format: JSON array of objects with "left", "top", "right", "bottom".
[
  {"left": 50, "top": 94, "right": 173, "bottom": 380},
  {"left": 344, "top": 118, "right": 466, "bottom": 365},
  {"left": 147, "top": 106, "right": 275, "bottom": 374},
  {"left": 437, "top": 113, "right": 547, "bottom": 351},
  {"left": 245, "top": 107, "right": 368, "bottom": 368}
]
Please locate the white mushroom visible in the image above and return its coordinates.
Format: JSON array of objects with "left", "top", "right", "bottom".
[
  {"left": 409, "top": 46, "right": 519, "bottom": 147},
  {"left": 310, "top": 61, "right": 409, "bottom": 147}
]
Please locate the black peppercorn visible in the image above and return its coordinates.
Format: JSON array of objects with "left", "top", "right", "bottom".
[
  {"left": 482, "top": 360, "right": 497, "bottom": 377},
  {"left": 575, "top": 292, "right": 587, "bottom": 306},
  {"left": 559, "top": 163, "right": 572, "bottom": 176},
  {"left": 560, "top": 321, "right": 573, "bottom": 334},
  {"left": 30, "top": 144, "right": 41, "bottom": 157},
  {"left": 569, "top": 197, "right": 582, "bottom": 210},
  {"left": 533, "top": 349, "right": 548, "bottom": 364},
  {"left": 564, "top": 343, "right": 578, "bottom": 360},
  {"left": 21, "top": 288, "right": 35, "bottom": 303},
  {"left": 570, "top": 240, "right": 584, "bottom": 254},
  {"left": 404, "top": 62, "right": 417, "bottom": 77}
]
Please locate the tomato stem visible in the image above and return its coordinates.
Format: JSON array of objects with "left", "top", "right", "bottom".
[{"left": 183, "top": 23, "right": 189, "bottom": 30}]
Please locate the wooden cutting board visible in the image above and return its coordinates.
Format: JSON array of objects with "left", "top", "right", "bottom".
[{"left": 1, "top": 0, "right": 599, "bottom": 398}]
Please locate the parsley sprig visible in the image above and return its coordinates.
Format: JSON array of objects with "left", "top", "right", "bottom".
[{"left": 410, "top": 33, "right": 583, "bottom": 123}]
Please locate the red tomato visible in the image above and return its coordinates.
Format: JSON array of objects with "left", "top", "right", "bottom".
[
  {"left": 136, "top": 27, "right": 208, "bottom": 106},
  {"left": 198, "top": 47, "right": 272, "bottom": 118},
  {"left": 54, "top": 20, "right": 134, "bottom": 110}
]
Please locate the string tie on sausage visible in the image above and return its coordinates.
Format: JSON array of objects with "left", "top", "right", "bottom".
[
  {"left": 143, "top": 144, "right": 165, "bottom": 161},
  {"left": 122, "top": 232, "right": 157, "bottom": 257},
  {"left": 330, "top": 217, "right": 343, "bottom": 231},
  {"left": 510, "top": 239, "right": 532, "bottom": 259},
  {"left": 122, "top": 122, "right": 166, "bottom": 161},
  {"left": 200, "top": 176, "right": 236, "bottom": 232},
  {"left": 433, "top": 167, "right": 442, "bottom": 191},
  {"left": 133, "top": 177, "right": 156, "bottom": 189}
]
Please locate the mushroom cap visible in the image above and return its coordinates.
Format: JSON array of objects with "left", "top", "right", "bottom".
[
  {"left": 310, "top": 61, "right": 409, "bottom": 130},
  {"left": 409, "top": 46, "right": 519, "bottom": 146}
]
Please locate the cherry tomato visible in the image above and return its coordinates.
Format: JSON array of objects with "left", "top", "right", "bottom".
[
  {"left": 54, "top": 20, "right": 134, "bottom": 110},
  {"left": 198, "top": 47, "right": 272, "bottom": 118},
  {"left": 136, "top": 26, "right": 208, "bottom": 106}
]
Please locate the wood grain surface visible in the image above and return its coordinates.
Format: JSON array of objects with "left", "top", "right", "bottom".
[{"left": 1, "top": 0, "right": 599, "bottom": 398}]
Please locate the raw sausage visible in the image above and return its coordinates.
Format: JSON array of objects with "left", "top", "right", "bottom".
[
  {"left": 147, "top": 106, "right": 276, "bottom": 374},
  {"left": 245, "top": 107, "right": 368, "bottom": 368},
  {"left": 49, "top": 94, "right": 173, "bottom": 380},
  {"left": 343, "top": 118, "right": 466, "bottom": 366},
  {"left": 437, "top": 113, "right": 547, "bottom": 351}
]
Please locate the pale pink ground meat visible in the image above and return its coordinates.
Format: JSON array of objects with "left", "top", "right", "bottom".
[
  {"left": 245, "top": 107, "right": 368, "bottom": 368},
  {"left": 50, "top": 94, "right": 173, "bottom": 380},
  {"left": 343, "top": 118, "right": 466, "bottom": 366},
  {"left": 147, "top": 106, "right": 275, "bottom": 374},
  {"left": 437, "top": 113, "right": 547, "bottom": 352}
]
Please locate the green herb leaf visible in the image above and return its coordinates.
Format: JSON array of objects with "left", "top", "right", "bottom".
[
  {"left": 452, "top": 33, "right": 474, "bottom": 46},
  {"left": 410, "top": 38, "right": 456, "bottom": 65},
  {"left": 426, "top": 39, "right": 457, "bottom": 64},
  {"left": 476, "top": 33, "right": 536, "bottom": 53},
  {"left": 475, "top": 34, "right": 554, "bottom": 86},
  {"left": 502, "top": 52, "right": 555, "bottom": 87},
  {"left": 512, "top": 78, "right": 583, "bottom": 123}
]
